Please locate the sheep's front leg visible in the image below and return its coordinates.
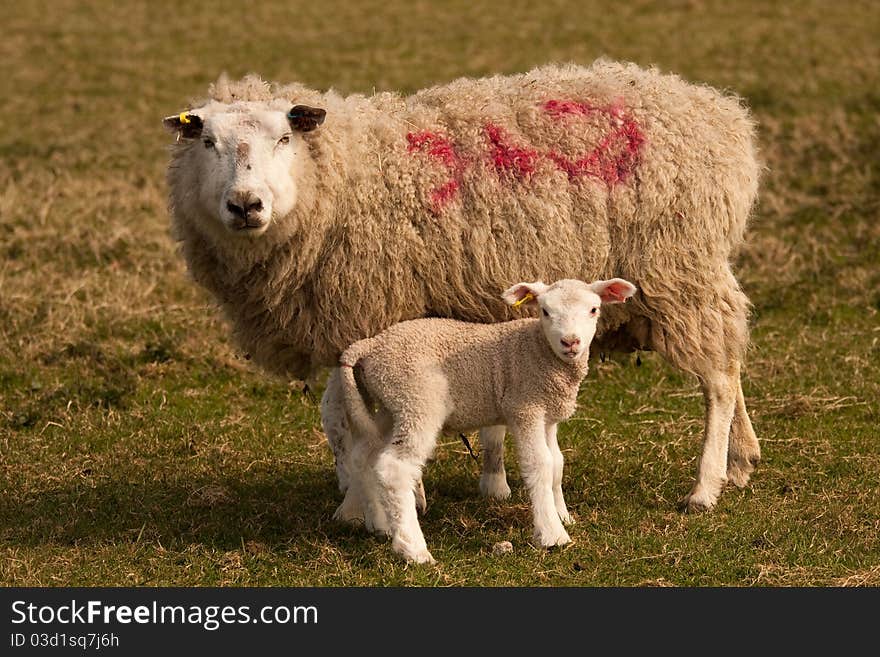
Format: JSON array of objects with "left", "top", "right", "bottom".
[
  {"left": 479, "top": 425, "right": 511, "bottom": 499},
  {"left": 545, "top": 423, "right": 572, "bottom": 525},
  {"left": 512, "top": 416, "right": 570, "bottom": 548},
  {"left": 727, "top": 371, "right": 761, "bottom": 488}
]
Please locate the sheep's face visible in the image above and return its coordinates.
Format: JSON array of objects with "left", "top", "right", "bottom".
[
  {"left": 164, "top": 101, "right": 325, "bottom": 237},
  {"left": 503, "top": 278, "right": 637, "bottom": 363}
]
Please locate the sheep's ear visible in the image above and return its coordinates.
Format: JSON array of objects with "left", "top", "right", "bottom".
[
  {"left": 503, "top": 281, "right": 548, "bottom": 307},
  {"left": 591, "top": 278, "right": 637, "bottom": 304},
  {"left": 287, "top": 105, "right": 326, "bottom": 132},
  {"left": 163, "top": 112, "right": 203, "bottom": 139}
]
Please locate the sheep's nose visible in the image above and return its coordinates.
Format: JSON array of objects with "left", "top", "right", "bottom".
[
  {"left": 226, "top": 191, "right": 263, "bottom": 220},
  {"left": 560, "top": 336, "right": 581, "bottom": 349}
]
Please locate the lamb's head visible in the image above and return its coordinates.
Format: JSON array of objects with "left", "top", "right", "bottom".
[
  {"left": 163, "top": 100, "right": 325, "bottom": 237},
  {"left": 503, "top": 278, "right": 637, "bottom": 362}
]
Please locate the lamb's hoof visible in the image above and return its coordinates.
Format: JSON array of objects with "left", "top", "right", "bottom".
[
  {"left": 332, "top": 498, "right": 365, "bottom": 525},
  {"left": 365, "top": 518, "right": 390, "bottom": 537},
  {"left": 392, "top": 538, "right": 436, "bottom": 565},
  {"left": 727, "top": 453, "right": 761, "bottom": 489},
  {"left": 405, "top": 550, "right": 436, "bottom": 565},
  {"left": 678, "top": 489, "right": 718, "bottom": 514},
  {"left": 534, "top": 525, "right": 571, "bottom": 548},
  {"left": 557, "top": 508, "right": 574, "bottom": 526},
  {"left": 479, "top": 473, "right": 512, "bottom": 500},
  {"left": 414, "top": 479, "right": 428, "bottom": 515}
]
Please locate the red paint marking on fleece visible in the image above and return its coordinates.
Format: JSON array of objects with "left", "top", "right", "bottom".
[
  {"left": 405, "top": 100, "right": 646, "bottom": 213},
  {"left": 542, "top": 98, "right": 644, "bottom": 185},
  {"left": 406, "top": 131, "right": 460, "bottom": 169},
  {"left": 484, "top": 123, "right": 540, "bottom": 179},
  {"left": 406, "top": 130, "right": 464, "bottom": 212}
]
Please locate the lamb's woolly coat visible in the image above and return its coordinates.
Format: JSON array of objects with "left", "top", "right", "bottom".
[
  {"left": 341, "top": 318, "right": 589, "bottom": 439},
  {"left": 166, "top": 61, "right": 759, "bottom": 381}
]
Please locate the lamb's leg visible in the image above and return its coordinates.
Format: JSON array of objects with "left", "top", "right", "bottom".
[
  {"left": 512, "top": 417, "right": 570, "bottom": 547},
  {"left": 355, "top": 439, "right": 391, "bottom": 535},
  {"left": 478, "top": 425, "right": 510, "bottom": 499},
  {"left": 545, "top": 423, "right": 572, "bottom": 525},
  {"left": 727, "top": 374, "right": 761, "bottom": 488},
  {"left": 413, "top": 479, "right": 427, "bottom": 515},
  {"left": 333, "top": 433, "right": 391, "bottom": 533},
  {"left": 375, "top": 424, "right": 438, "bottom": 564}
]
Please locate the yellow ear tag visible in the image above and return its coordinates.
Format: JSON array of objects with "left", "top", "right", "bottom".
[
  {"left": 512, "top": 292, "right": 534, "bottom": 308},
  {"left": 179, "top": 112, "right": 191, "bottom": 124}
]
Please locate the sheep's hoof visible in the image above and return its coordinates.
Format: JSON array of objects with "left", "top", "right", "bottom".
[
  {"left": 557, "top": 508, "right": 574, "bottom": 526},
  {"left": 727, "top": 452, "right": 761, "bottom": 489},
  {"left": 479, "top": 473, "right": 512, "bottom": 500}
]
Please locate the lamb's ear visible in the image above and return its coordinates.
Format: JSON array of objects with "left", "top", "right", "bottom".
[
  {"left": 502, "top": 281, "right": 548, "bottom": 307},
  {"left": 287, "top": 105, "right": 326, "bottom": 132},
  {"left": 590, "top": 278, "right": 637, "bottom": 304},
  {"left": 163, "top": 112, "right": 203, "bottom": 139}
]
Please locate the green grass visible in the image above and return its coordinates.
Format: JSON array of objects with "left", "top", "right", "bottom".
[{"left": 1, "top": 0, "right": 878, "bottom": 586}]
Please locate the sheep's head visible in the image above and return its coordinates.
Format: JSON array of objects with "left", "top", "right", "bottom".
[
  {"left": 503, "top": 278, "right": 637, "bottom": 363},
  {"left": 164, "top": 100, "right": 325, "bottom": 237}
]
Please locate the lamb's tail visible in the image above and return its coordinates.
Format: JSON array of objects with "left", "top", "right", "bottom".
[{"left": 339, "top": 342, "right": 381, "bottom": 443}]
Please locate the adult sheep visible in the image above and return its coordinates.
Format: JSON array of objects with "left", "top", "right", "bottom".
[{"left": 163, "top": 60, "right": 761, "bottom": 512}]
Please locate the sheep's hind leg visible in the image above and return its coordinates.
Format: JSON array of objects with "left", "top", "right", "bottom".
[
  {"left": 479, "top": 425, "right": 511, "bottom": 499},
  {"left": 726, "top": 375, "right": 761, "bottom": 488},
  {"left": 645, "top": 264, "right": 752, "bottom": 512},
  {"left": 512, "top": 417, "right": 570, "bottom": 548},
  {"left": 546, "top": 423, "right": 572, "bottom": 525},
  {"left": 678, "top": 364, "right": 737, "bottom": 512}
]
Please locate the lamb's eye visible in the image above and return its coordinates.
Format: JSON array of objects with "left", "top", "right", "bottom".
[
  {"left": 277, "top": 134, "right": 291, "bottom": 146},
  {"left": 203, "top": 138, "right": 215, "bottom": 149},
  {"left": 542, "top": 308, "right": 549, "bottom": 317},
  {"left": 590, "top": 307, "right": 598, "bottom": 315}
]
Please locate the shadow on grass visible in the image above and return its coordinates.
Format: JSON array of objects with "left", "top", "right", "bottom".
[{"left": 0, "top": 467, "right": 349, "bottom": 551}]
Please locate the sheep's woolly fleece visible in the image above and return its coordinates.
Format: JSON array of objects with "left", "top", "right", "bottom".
[{"left": 166, "top": 61, "right": 760, "bottom": 380}]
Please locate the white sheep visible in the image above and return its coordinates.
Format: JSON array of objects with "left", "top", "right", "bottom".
[
  {"left": 165, "top": 61, "right": 762, "bottom": 513},
  {"left": 337, "top": 277, "right": 637, "bottom": 563}
]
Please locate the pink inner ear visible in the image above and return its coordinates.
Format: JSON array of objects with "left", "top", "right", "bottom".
[{"left": 598, "top": 281, "right": 631, "bottom": 303}]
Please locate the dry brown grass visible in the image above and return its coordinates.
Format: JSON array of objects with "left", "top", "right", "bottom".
[{"left": 0, "top": 0, "right": 878, "bottom": 586}]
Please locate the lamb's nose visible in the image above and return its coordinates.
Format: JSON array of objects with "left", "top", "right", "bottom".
[
  {"left": 560, "top": 336, "right": 581, "bottom": 349},
  {"left": 226, "top": 192, "right": 263, "bottom": 219}
]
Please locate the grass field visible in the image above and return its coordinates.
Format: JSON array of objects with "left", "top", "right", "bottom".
[{"left": 1, "top": 0, "right": 878, "bottom": 586}]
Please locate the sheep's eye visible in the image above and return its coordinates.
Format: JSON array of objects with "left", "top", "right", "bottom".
[
  {"left": 203, "top": 138, "right": 215, "bottom": 149},
  {"left": 277, "top": 134, "right": 291, "bottom": 146},
  {"left": 590, "top": 307, "right": 598, "bottom": 315},
  {"left": 542, "top": 308, "right": 549, "bottom": 317}
]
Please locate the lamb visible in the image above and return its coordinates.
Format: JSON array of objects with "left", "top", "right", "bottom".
[
  {"left": 337, "top": 278, "right": 637, "bottom": 563},
  {"left": 163, "top": 60, "right": 761, "bottom": 512}
]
